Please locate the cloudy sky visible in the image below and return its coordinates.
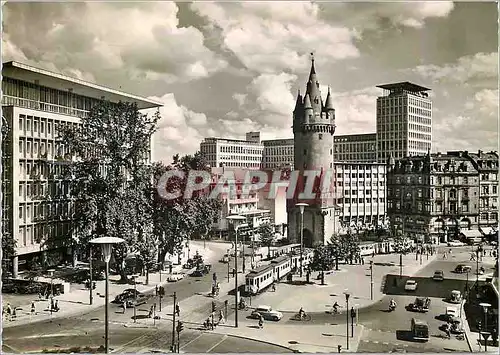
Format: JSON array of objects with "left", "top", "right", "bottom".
[{"left": 3, "top": 1, "right": 498, "bottom": 163}]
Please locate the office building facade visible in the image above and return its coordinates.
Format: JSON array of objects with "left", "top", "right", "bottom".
[
  {"left": 261, "top": 138, "right": 294, "bottom": 170},
  {"left": 376, "top": 82, "right": 432, "bottom": 163},
  {"left": 333, "top": 133, "right": 377, "bottom": 163},
  {"left": 1, "top": 61, "right": 161, "bottom": 276}
]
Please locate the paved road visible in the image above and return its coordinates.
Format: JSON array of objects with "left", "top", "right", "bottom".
[{"left": 2, "top": 245, "right": 290, "bottom": 353}]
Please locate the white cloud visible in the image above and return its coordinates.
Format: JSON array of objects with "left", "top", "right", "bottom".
[
  {"left": 148, "top": 93, "right": 209, "bottom": 163},
  {"left": 2, "top": 2, "right": 227, "bottom": 84},
  {"left": 191, "top": 2, "right": 360, "bottom": 74},
  {"left": 248, "top": 73, "right": 297, "bottom": 118},
  {"left": 232, "top": 93, "right": 247, "bottom": 106},
  {"left": 411, "top": 52, "right": 498, "bottom": 83},
  {"left": 331, "top": 87, "right": 380, "bottom": 135}
]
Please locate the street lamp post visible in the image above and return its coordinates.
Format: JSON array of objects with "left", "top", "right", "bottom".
[
  {"left": 227, "top": 248, "right": 230, "bottom": 282},
  {"left": 475, "top": 246, "right": 482, "bottom": 291},
  {"left": 345, "top": 291, "right": 350, "bottom": 350},
  {"left": 90, "top": 237, "right": 125, "bottom": 354},
  {"left": 89, "top": 245, "right": 93, "bottom": 305},
  {"left": 227, "top": 215, "right": 247, "bottom": 328},
  {"left": 479, "top": 302, "right": 491, "bottom": 351},
  {"left": 369, "top": 260, "right": 374, "bottom": 300},
  {"left": 242, "top": 230, "right": 246, "bottom": 273},
  {"left": 296, "top": 203, "right": 308, "bottom": 278}
]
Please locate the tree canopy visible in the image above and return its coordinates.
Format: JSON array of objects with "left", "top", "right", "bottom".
[{"left": 258, "top": 223, "right": 275, "bottom": 258}]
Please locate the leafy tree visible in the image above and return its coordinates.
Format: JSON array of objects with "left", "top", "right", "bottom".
[
  {"left": 329, "top": 231, "right": 361, "bottom": 266},
  {"left": 152, "top": 152, "right": 222, "bottom": 264},
  {"left": 258, "top": 223, "right": 275, "bottom": 259},
  {"left": 2, "top": 232, "right": 16, "bottom": 277},
  {"left": 310, "top": 244, "right": 333, "bottom": 284},
  {"left": 59, "top": 101, "right": 160, "bottom": 282}
]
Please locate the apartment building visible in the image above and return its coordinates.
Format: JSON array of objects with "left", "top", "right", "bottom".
[
  {"left": 376, "top": 82, "right": 432, "bottom": 163},
  {"left": 449, "top": 150, "right": 499, "bottom": 238},
  {"left": 199, "top": 132, "right": 263, "bottom": 169},
  {"left": 333, "top": 133, "right": 377, "bottom": 163},
  {"left": 261, "top": 138, "right": 294, "bottom": 170},
  {"left": 333, "top": 162, "right": 387, "bottom": 230},
  {"left": 386, "top": 151, "right": 498, "bottom": 244},
  {"left": 1, "top": 61, "right": 162, "bottom": 276}
]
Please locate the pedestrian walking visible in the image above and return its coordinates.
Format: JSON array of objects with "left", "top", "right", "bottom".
[
  {"left": 122, "top": 300, "right": 127, "bottom": 314},
  {"left": 219, "top": 309, "right": 224, "bottom": 324},
  {"left": 361, "top": 257, "right": 364, "bottom": 265},
  {"left": 31, "top": 301, "right": 36, "bottom": 316},
  {"left": 470, "top": 253, "right": 475, "bottom": 261},
  {"left": 232, "top": 268, "right": 236, "bottom": 277},
  {"left": 175, "top": 304, "right": 180, "bottom": 316},
  {"left": 51, "top": 298, "right": 55, "bottom": 311},
  {"left": 6, "top": 303, "right": 12, "bottom": 321},
  {"left": 148, "top": 305, "right": 154, "bottom": 318},
  {"left": 258, "top": 314, "right": 264, "bottom": 329},
  {"left": 54, "top": 300, "right": 60, "bottom": 312},
  {"left": 12, "top": 307, "right": 17, "bottom": 318}
]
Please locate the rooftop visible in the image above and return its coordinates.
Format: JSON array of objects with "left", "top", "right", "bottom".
[
  {"left": 377, "top": 81, "right": 431, "bottom": 93},
  {"left": 2, "top": 61, "right": 163, "bottom": 109}
]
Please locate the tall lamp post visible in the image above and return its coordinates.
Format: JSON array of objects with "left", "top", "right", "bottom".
[
  {"left": 344, "top": 291, "right": 350, "bottom": 350},
  {"left": 227, "top": 215, "right": 247, "bottom": 328},
  {"left": 296, "top": 203, "right": 309, "bottom": 278},
  {"left": 90, "top": 237, "right": 125, "bottom": 354},
  {"left": 479, "top": 302, "right": 491, "bottom": 351}
]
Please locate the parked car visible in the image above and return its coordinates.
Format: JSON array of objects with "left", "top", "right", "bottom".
[
  {"left": 408, "top": 297, "right": 431, "bottom": 312},
  {"left": 113, "top": 289, "right": 140, "bottom": 304},
  {"left": 447, "top": 240, "right": 465, "bottom": 247},
  {"left": 405, "top": 280, "right": 418, "bottom": 291},
  {"left": 125, "top": 293, "right": 149, "bottom": 307},
  {"left": 432, "top": 270, "right": 444, "bottom": 281},
  {"left": 183, "top": 259, "right": 195, "bottom": 269},
  {"left": 219, "top": 254, "right": 229, "bottom": 263},
  {"left": 449, "top": 290, "right": 462, "bottom": 304},
  {"left": 454, "top": 265, "right": 472, "bottom": 274},
  {"left": 250, "top": 305, "right": 283, "bottom": 321},
  {"left": 167, "top": 271, "right": 184, "bottom": 282}
]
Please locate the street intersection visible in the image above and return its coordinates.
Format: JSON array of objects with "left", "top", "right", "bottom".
[{"left": 2, "top": 243, "right": 498, "bottom": 353}]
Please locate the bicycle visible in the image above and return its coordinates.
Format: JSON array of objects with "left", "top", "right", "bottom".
[{"left": 292, "top": 312, "right": 311, "bottom": 321}]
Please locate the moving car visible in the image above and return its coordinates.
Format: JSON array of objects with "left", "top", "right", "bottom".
[
  {"left": 408, "top": 297, "right": 431, "bottom": 313},
  {"left": 167, "top": 271, "right": 184, "bottom": 282},
  {"left": 190, "top": 269, "right": 204, "bottom": 277},
  {"left": 125, "top": 293, "right": 149, "bottom": 307},
  {"left": 432, "top": 270, "right": 444, "bottom": 281},
  {"left": 411, "top": 318, "right": 429, "bottom": 341},
  {"left": 447, "top": 240, "right": 465, "bottom": 247},
  {"left": 219, "top": 254, "right": 229, "bottom": 263},
  {"left": 454, "top": 265, "right": 472, "bottom": 274},
  {"left": 113, "top": 289, "right": 140, "bottom": 304},
  {"left": 250, "top": 305, "right": 283, "bottom": 321},
  {"left": 449, "top": 290, "right": 462, "bottom": 304},
  {"left": 444, "top": 306, "right": 458, "bottom": 322},
  {"left": 405, "top": 280, "right": 418, "bottom": 291},
  {"left": 450, "top": 318, "right": 465, "bottom": 334}
]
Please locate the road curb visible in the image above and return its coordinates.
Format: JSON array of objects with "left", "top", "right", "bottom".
[{"left": 210, "top": 330, "right": 297, "bottom": 352}]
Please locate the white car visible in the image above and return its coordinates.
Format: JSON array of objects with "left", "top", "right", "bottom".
[
  {"left": 404, "top": 280, "right": 418, "bottom": 291},
  {"left": 167, "top": 271, "right": 184, "bottom": 282},
  {"left": 447, "top": 240, "right": 465, "bottom": 247},
  {"left": 250, "top": 305, "right": 283, "bottom": 321},
  {"left": 444, "top": 306, "right": 458, "bottom": 322}
]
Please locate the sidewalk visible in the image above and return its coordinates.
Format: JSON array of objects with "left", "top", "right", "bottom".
[{"left": 2, "top": 241, "right": 215, "bottom": 328}]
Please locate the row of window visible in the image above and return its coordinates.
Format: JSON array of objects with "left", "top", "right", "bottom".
[
  {"left": 17, "top": 222, "right": 72, "bottom": 248},
  {"left": 409, "top": 124, "right": 431, "bottom": 133},
  {"left": 19, "top": 201, "right": 74, "bottom": 224},
  {"left": 409, "top": 141, "right": 431, "bottom": 151},
  {"left": 335, "top": 143, "right": 376, "bottom": 153},
  {"left": 264, "top": 148, "right": 294, "bottom": 155},
  {"left": 19, "top": 138, "right": 67, "bottom": 160}
]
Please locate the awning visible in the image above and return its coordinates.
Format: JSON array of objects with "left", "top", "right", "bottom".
[
  {"left": 460, "top": 229, "right": 482, "bottom": 239},
  {"left": 480, "top": 227, "right": 493, "bottom": 235}
]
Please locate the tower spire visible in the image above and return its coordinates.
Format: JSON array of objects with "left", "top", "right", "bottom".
[{"left": 309, "top": 52, "right": 316, "bottom": 76}]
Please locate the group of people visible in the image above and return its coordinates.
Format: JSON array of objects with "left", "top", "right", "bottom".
[{"left": 204, "top": 309, "right": 225, "bottom": 330}]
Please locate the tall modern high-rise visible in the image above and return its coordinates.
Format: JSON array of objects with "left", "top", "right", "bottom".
[
  {"left": 1, "top": 61, "right": 162, "bottom": 276},
  {"left": 376, "top": 82, "right": 432, "bottom": 163},
  {"left": 288, "top": 55, "right": 340, "bottom": 247}
]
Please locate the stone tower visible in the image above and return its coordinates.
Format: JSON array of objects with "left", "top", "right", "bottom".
[{"left": 288, "top": 54, "right": 340, "bottom": 247}]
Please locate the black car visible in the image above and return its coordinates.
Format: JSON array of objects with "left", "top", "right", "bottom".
[
  {"left": 113, "top": 289, "right": 140, "bottom": 304},
  {"left": 454, "top": 265, "right": 472, "bottom": 274},
  {"left": 407, "top": 297, "right": 431, "bottom": 313},
  {"left": 190, "top": 270, "right": 204, "bottom": 277}
]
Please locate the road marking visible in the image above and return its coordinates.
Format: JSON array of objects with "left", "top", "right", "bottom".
[
  {"left": 382, "top": 342, "right": 389, "bottom": 345},
  {"left": 180, "top": 333, "right": 205, "bottom": 350},
  {"left": 17, "top": 333, "right": 81, "bottom": 339},
  {"left": 112, "top": 333, "right": 150, "bottom": 353},
  {"left": 206, "top": 334, "right": 228, "bottom": 353}
]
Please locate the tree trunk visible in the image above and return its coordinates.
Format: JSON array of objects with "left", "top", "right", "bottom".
[
  {"left": 335, "top": 255, "right": 339, "bottom": 271},
  {"left": 321, "top": 269, "right": 325, "bottom": 285},
  {"left": 268, "top": 246, "right": 271, "bottom": 259},
  {"left": 158, "top": 248, "right": 168, "bottom": 264},
  {"left": 145, "top": 268, "right": 149, "bottom": 285}
]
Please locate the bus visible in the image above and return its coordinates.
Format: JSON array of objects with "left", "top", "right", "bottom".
[{"left": 411, "top": 318, "right": 429, "bottom": 341}]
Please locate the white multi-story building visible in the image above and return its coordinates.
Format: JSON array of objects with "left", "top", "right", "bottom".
[
  {"left": 199, "top": 132, "right": 263, "bottom": 169},
  {"left": 376, "top": 82, "right": 432, "bottom": 163},
  {"left": 1, "top": 61, "right": 162, "bottom": 276},
  {"left": 261, "top": 138, "right": 294, "bottom": 170},
  {"left": 333, "top": 162, "right": 387, "bottom": 229},
  {"left": 334, "top": 133, "right": 377, "bottom": 163}
]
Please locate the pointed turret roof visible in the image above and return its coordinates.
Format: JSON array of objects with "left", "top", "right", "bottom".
[
  {"left": 325, "top": 87, "right": 334, "bottom": 110},
  {"left": 294, "top": 89, "right": 303, "bottom": 112},
  {"left": 304, "top": 93, "right": 312, "bottom": 109}
]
